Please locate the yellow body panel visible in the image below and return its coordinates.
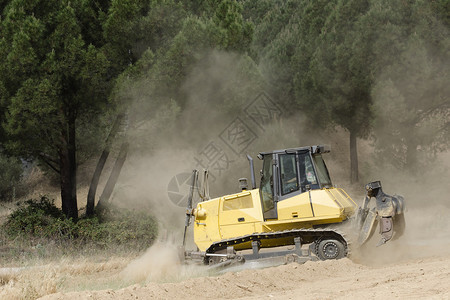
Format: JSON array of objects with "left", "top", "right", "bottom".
[
  {"left": 219, "top": 190, "right": 264, "bottom": 240},
  {"left": 277, "top": 192, "right": 314, "bottom": 220},
  {"left": 193, "top": 187, "right": 357, "bottom": 252},
  {"left": 310, "top": 189, "right": 343, "bottom": 217},
  {"left": 326, "top": 188, "right": 357, "bottom": 216},
  {"left": 193, "top": 198, "right": 220, "bottom": 252}
]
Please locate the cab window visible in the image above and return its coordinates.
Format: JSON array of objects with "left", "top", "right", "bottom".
[
  {"left": 313, "top": 154, "right": 332, "bottom": 187},
  {"left": 260, "top": 156, "right": 274, "bottom": 212},
  {"left": 279, "top": 154, "right": 299, "bottom": 195},
  {"left": 299, "top": 153, "right": 319, "bottom": 189}
]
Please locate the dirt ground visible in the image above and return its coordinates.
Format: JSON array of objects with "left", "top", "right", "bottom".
[
  {"left": 1, "top": 235, "right": 449, "bottom": 300},
  {"left": 23, "top": 226, "right": 449, "bottom": 300},
  {"left": 36, "top": 254, "right": 449, "bottom": 300}
]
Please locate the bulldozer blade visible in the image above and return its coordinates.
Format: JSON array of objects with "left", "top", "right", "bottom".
[
  {"left": 360, "top": 181, "right": 406, "bottom": 247},
  {"left": 358, "top": 209, "right": 377, "bottom": 246},
  {"left": 376, "top": 217, "right": 394, "bottom": 246}
]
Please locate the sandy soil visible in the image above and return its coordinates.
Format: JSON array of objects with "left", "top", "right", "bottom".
[{"left": 37, "top": 254, "right": 449, "bottom": 300}]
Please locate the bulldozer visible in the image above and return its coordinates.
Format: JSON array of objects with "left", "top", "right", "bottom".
[{"left": 181, "top": 145, "right": 405, "bottom": 268}]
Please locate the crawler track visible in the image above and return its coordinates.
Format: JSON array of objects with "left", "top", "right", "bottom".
[{"left": 206, "top": 228, "right": 350, "bottom": 259}]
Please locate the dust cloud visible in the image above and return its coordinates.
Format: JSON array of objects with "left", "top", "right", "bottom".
[
  {"left": 120, "top": 234, "right": 211, "bottom": 284},
  {"left": 104, "top": 41, "right": 448, "bottom": 270},
  {"left": 353, "top": 31, "right": 450, "bottom": 264},
  {"left": 350, "top": 149, "right": 450, "bottom": 266},
  {"left": 105, "top": 50, "right": 322, "bottom": 235},
  {"left": 121, "top": 240, "right": 180, "bottom": 283}
]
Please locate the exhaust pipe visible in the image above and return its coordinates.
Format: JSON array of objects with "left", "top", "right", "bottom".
[{"left": 246, "top": 154, "right": 256, "bottom": 189}]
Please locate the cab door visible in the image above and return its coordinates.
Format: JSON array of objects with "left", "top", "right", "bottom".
[
  {"left": 260, "top": 154, "right": 278, "bottom": 220},
  {"left": 276, "top": 152, "right": 314, "bottom": 220}
]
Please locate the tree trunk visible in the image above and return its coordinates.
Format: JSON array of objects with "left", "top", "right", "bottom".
[
  {"left": 350, "top": 130, "right": 359, "bottom": 184},
  {"left": 60, "top": 145, "right": 72, "bottom": 217},
  {"left": 96, "top": 141, "right": 129, "bottom": 210},
  {"left": 60, "top": 111, "right": 78, "bottom": 221},
  {"left": 86, "top": 114, "right": 124, "bottom": 216}
]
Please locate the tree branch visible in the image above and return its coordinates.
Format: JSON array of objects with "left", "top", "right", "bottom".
[{"left": 39, "top": 154, "right": 60, "bottom": 174}]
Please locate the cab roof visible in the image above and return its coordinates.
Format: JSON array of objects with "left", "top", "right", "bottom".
[{"left": 258, "top": 145, "right": 330, "bottom": 157}]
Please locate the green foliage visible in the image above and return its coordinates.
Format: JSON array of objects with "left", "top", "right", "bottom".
[
  {"left": 305, "top": 0, "right": 373, "bottom": 137},
  {"left": 0, "top": 0, "right": 115, "bottom": 218},
  {"left": 254, "top": 0, "right": 316, "bottom": 113},
  {"left": 102, "top": 0, "right": 186, "bottom": 73},
  {"left": 5, "top": 197, "right": 66, "bottom": 237},
  {"left": 249, "top": 0, "right": 449, "bottom": 176},
  {"left": 0, "top": 0, "right": 448, "bottom": 216},
  {"left": 4, "top": 197, "right": 158, "bottom": 247},
  {"left": 369, "top": 0, "right": 450, "bottom": 171},
  {"left": 212, "top": 0, "right": 254, "bottom": 51},
  {"left": 109, "top": 0, "right": 258, "bottom": 148}
]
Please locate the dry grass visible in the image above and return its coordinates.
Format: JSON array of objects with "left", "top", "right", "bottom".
[
  {"left": 0, "top": 254, "right": 136, "bottom": 299},
  {"left": 0, "top": 236, "right": 210, "bottom": 299},
  {"left": 0, "top": 240, "right": 205, "bottom": 299},
  {"left": 0, "top": 233, "right": 153, "bottom": 299}
]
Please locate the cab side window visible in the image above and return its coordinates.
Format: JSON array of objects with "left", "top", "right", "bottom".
[
  {"left": 260, "top": 156, "right": 274, "bottom": 212},
  {"left": 280, "top": 154, "right": 299, "bottom": 195}
]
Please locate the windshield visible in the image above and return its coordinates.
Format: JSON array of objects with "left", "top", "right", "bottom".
[{"left": 312, "top": 154, "right": 332, "bottom": 187}]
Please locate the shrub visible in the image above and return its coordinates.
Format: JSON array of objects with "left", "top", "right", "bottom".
[
  {"left": 3, "top": 197, "right": 158, "bottom": 249},
  {"left": 5, "top": 197, "right": 66, "bottom": 238}
]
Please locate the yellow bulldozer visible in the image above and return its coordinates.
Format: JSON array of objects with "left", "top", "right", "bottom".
[{"left": 182, "top": 145, "right": 405, "bottom": 268}]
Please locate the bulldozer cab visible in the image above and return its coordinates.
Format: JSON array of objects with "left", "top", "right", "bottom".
[{"left": 259, "top": 146, "right": 332, "bottom": 220}]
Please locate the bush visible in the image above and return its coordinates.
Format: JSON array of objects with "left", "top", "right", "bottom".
[{"left": 3, "top": 196, "right": 158, "bottom": 249}]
